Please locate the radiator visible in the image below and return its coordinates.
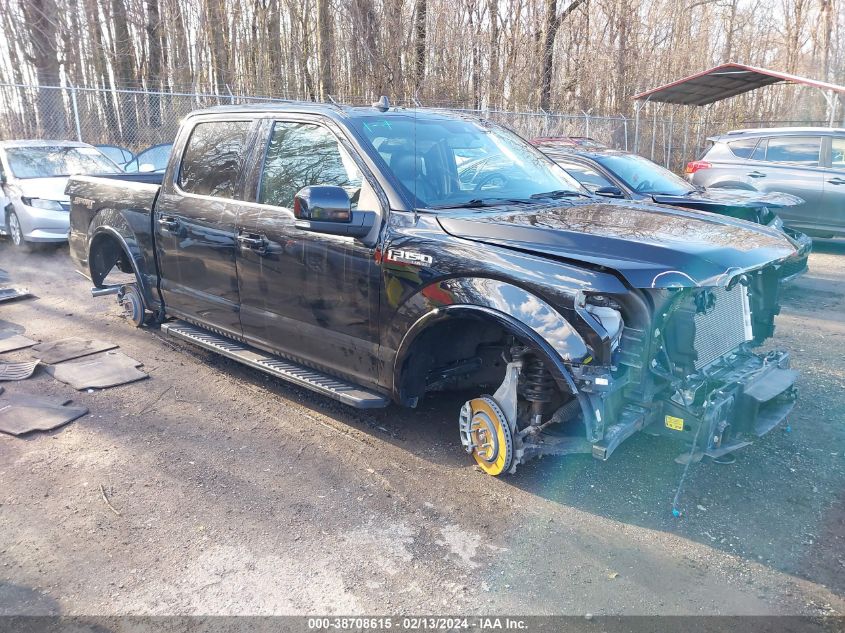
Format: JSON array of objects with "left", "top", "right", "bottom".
[{"left": 691, "top": 285, "right": 753, "bottom": 370}]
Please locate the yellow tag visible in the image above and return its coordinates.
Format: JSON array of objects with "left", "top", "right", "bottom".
[{"left": 665, "top": 415, "right": 685, "bottom": 431}]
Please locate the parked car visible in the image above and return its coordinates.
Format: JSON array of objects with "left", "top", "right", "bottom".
[
  {"left": 123, "top": 143, "right": 172, "bottom": 173},
  {"left": 530, "top": 136, "right": 608, "bottom": 150},
  {"left": 533, "top": 140, "right": 812, "bottom": 281},
  {"left": 67, "top": 102, "right": 799, "bottom": 476},
  {"left": 95, "top": 144, "right": 135, "bottom": 169},
  {"left": 686, "top": 127, "right": 845, "bottom": 238},
  {"left": 0, "top": 140, "right": 121, "bottom": 248}
]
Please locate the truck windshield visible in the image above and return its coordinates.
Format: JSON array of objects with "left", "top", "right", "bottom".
[
  {"left": 350, "top": 114, "right": 587, "bottom": 209},
  {"left": 593, "top": 153, "right": 694, "bottom": 196},
  {"left": 5, "top": 146, "right": 121, "bottom": 179}
]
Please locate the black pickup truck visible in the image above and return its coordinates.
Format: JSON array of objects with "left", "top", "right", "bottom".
[{"left": 67, "top": 100, "right": 800, "bottom": 475}]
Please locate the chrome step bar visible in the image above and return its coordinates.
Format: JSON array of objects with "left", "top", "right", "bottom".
[{"left": 161, "top": 320, "right": 389, "bottom": 409}]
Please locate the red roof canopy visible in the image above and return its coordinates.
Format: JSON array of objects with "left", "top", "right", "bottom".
[{"left": 633, "top": 63, "right": 845, "bottom": 106}]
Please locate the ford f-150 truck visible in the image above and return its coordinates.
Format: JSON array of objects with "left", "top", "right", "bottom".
[{"left": 66, "top": 100, "right": 800, "bottom": 475}]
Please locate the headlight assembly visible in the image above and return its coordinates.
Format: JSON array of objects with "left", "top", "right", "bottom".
[{"left": 21, "top": 197, "right": 64, "bottom": 211}]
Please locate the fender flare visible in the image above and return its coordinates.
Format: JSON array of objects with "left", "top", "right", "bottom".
[{"left": 87, "top": 211, "right": 156, "bottom": 309}]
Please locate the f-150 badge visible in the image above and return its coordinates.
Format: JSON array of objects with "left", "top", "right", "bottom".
[{"left": 386, "top": 249, "right": 433, "bottom": 266}]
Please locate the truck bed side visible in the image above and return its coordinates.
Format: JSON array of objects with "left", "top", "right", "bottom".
[{"left": 66, "top": 175, "right": 162, "bottom": 311}]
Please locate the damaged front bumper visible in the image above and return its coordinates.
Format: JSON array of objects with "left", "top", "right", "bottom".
[
  {"left": 646, "top": 349, "right": 798, "bottom": 458},
  {"left": 777, "top": 228, "right": 812, "bottom": 282}
]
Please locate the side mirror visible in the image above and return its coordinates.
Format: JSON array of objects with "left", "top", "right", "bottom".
[
  {"left": 594, "top": 185, "right": 624, "bottom": 198},
  {"left": 293, "top": 185, "right": 351, "bottom": 222},
  {"left": 294, "top": 185, "right": 377, "bottom": 240},
  {"left": 139, "top": 163, "right": 156, "bottom": 173}
]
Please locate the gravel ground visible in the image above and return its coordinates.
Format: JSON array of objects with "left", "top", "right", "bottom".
[{"left": 0, "top": 240, "right": 843, "bottom": 617}]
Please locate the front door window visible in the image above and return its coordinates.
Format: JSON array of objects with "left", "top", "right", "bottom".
[{"left": 259, "top": 122, "right": 363, "bottom": 208}]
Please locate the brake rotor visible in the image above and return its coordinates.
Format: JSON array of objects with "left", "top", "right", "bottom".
[{"left": 459, "top": 396, "right": 514, "bottom": 476}]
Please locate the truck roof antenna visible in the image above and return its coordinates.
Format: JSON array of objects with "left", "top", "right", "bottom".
[{"left": 372, "top": 96, "right": 390, "bottom": 112}]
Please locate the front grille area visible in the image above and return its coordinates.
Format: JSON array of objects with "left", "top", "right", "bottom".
[
  {"left": 691, "top": 286, "right": 752, "bottom": 370},
  {"left": 664, "top": 285, "right": 754, "bottom": 373}
]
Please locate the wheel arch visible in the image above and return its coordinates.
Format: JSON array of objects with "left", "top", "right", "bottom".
[
  {"left": 706, "top": 180, "right": 758, "bottom": 191},
  {"left": 87, "top": 214, "right": 156, "bottom": 310},
  {"left": 393, "top": 305, "right": 596, "bottom": 433},
  {"left": 388, "top": 277, "right": 596, "bottom": 425}
]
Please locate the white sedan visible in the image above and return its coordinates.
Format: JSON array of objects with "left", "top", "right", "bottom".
[{"left": 0, "top": 140, "right": 122, "bottom": 248}]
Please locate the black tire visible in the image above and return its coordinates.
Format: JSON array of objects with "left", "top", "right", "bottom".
[{"left": 118, "top": 284, "right": 149, "bottom": 327}]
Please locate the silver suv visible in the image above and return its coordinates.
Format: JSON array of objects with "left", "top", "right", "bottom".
[{"left": 687, "top": 127, "right": 845, "bottom": 238}]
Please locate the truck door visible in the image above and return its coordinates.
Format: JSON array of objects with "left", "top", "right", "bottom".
[
  {"left": 235, "top": 119, "right": 383, "bottom": 386},
  {"left": 154, "top": 119, "right": 254, "bottom": 335}
]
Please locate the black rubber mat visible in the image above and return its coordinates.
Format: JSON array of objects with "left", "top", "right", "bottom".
[
  {"left": 47, "top": 351, "right": 147, "bottom": 390},
  {"left": 31, "top": 337, "right": 118, "bottom": 364},
  {"left": 0, "top": 393, "right": 88, "bottom": 436},
  {"left": 0, "top": 359, "right": 39, "bottom": 381},
  {"left": 0, "top": 333, "right": 38, "bottom": 353},
  {"left": 0, "top": 287, "right": 33, "bottom": 303}
]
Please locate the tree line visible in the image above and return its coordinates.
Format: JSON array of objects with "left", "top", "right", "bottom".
[{"left": 1, "top": 0, "right": 842, "bottom": 142}]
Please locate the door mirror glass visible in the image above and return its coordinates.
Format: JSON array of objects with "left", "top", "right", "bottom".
[
  {"left": 293, "top": 185, "right": 351, "bottom": 222},
  {"left": 594, "top": 185, "right": 624, "bottom": 198},
  {"left": 139, "top": 163, "right": 157, "bottom": 173}
]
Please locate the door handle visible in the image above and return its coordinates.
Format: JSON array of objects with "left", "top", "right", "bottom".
[
  {"left": 237, "top": 233, "right": 267, "bottom": 251},
  {"left": 157, "top": 216, "right": 179, "bottom": 231},
  {"left": 828, "top": 177, "right": 845, "bottom": 185},
  {"left": 747, "top": 171, "right": 766, "bottom": 178}
]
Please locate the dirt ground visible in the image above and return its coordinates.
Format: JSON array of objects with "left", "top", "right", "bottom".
[{"left": 0, "top": 240, "right": 843, "bottom": 617}]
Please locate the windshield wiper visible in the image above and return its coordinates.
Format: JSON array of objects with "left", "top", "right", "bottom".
[
  {"left": 429, "top": 198, "right": 536, "bottom": 210},
  {"left": 529, "top": 190, "right": 591, "bottom": 200}
]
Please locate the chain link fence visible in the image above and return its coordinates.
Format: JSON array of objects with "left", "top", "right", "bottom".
[{"left": 0, "top": 82, "right": 829, "bottom": 173}]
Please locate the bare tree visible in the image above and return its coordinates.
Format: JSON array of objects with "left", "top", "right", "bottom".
[
  {"left": 414, "top": 0, "right": 427, "bottom": 92},
  {"left": 21, "top": 0, "right": 68, "bottom": 137},
  {"left": 539, "top": 0, "right": 589, "bottom": 111},
  {"left": 146, "top": 0, "right": 164, "bottom": 127}
]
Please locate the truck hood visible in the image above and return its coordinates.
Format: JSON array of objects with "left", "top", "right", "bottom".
[
  {"left": 437, "top": 200, "right": 798, "bottom": 289},
  {"left": 14, "top": 177, "right": 71, "bottom": 202}
]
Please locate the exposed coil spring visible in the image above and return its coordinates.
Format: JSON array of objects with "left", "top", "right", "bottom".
[{"left": 522, "top": 356, "right": 555, "bottom": 403}]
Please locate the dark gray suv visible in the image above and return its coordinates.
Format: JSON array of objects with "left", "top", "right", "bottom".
[{"left": 687, "top": 127, "right": 845, "bottom": 238}]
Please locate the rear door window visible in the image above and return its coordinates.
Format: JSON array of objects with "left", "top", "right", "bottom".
[
  {"left": 178, "top": 121, "right": 251, "bottom": 198},
  {"left": 831, "top": 137, "right": 845, "bottom": 168},
  {"left": 554, "top": 160, "right": 614, "bottom": 189},
  {"left": 750, "top": 139, "right": 767, "bottom": 161},
  {"left": 763, "top": 136, "right": 822, "bottom": 166},
  {"left": 258, "top": 121, "right": 362, "bottom": 209},
  {"left": 727, "top": 138, "right": 758, "bottom": 159}
]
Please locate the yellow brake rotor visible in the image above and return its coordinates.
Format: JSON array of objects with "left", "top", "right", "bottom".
[{"left": 459, "top": 396, "right": 514, "bottom": 476}]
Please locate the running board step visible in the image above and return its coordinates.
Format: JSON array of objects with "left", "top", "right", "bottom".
[{"left": 161, "top": 320, "right": 389, "bottom": 409}]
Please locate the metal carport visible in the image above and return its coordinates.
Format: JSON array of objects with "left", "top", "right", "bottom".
[{"left": 630, "top": 62, "right": 845, "bottom": 162}]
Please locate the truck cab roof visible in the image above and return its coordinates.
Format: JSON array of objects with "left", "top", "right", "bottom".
[{"left": 184, "top": 101, "right": 476, "bottom": 126}]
